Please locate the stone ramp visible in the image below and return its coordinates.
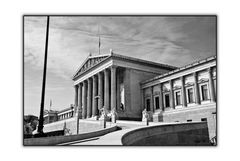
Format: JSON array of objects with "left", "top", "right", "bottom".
[
  {"left": 65, "top": 120, "right": 144, "bottom": 145},
  {"left": 115, "top": 120, "right": 145, "bottom": 129}
]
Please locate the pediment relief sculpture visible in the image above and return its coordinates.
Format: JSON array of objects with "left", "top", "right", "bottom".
[{"left": 74, "top": 55, "right": 108, "bottom": 78}]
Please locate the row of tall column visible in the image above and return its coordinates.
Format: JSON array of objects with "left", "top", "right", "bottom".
[
  {"left": 74, "top": 66, "right": 117, "bottom": 119},
  {"left": 146, "top": 67, "right": 216, "bottom": 112}
]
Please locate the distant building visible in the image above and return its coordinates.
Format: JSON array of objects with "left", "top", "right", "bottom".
[
  {"left": 43, "top": 110, "right": 58, "bottom": 124},
  {"left": 57, "top": 105, "right": 74, "bottom": 121},
  {"left": 43, "top": 104, "right": 75, "bottom": 124}
]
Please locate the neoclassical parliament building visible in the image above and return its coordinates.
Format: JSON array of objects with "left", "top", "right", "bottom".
[{"left": 43, "top": 51, "right": 216, "bottom": 138}]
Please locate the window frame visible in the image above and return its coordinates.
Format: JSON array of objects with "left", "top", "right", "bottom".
[
  {"left": 174, "top": 90, "right": 182, "bottom": 107},
  {"left": 145, "top": 97, "right": 151, "bottom": 111},
  {"left": 186, "top": 87, "right": 195, "bottom": 104},
  {"left": 199, "top": 82, "right": 210, "bottom": 102},
  {"left": 154, "top": 95, "right": 160, "bottom": 110},
  {"left": 163, "top": 92, "right": 170, "bottom": 109}
]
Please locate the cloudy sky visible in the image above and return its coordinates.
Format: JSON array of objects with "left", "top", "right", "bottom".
[{"left": 24, "top": 16, "right": 216, "bottom": 116}]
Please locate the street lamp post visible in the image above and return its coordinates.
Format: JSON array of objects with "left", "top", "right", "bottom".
[{"left": 36, "top": 16, "right": 50, "bottom": 137}]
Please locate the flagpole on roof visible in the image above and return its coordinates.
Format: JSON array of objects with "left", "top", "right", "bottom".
[
  {"left": 50, "top": 99, "right": 52, "bottom": 111},
  {"left": 98, "top": 25, "right": 101, "bottom": 55},
  {"left": 36, "top": 16, "right": 50, "bottom": 136}
]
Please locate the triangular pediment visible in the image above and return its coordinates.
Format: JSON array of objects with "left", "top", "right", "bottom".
[{"left": 73, "top": 54, "right": 110, "bottom": 79}]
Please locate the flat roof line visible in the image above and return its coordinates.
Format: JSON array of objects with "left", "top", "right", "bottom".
[{"left": 141, "top": 55, "right": 216, "bottom": 84}]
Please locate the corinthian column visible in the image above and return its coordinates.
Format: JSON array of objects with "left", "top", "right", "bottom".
[
  {"left": 74, "top": 85, "right": 78, "bottom": 115},
  {"left": 92, "top": 75, "right": 98, "bottom": 117},
  {"left": 111, "top": 66, "right": 117, "bottom": 111},
  {"left": 98, "top": 72, "right": 103, "bottom": 112},
  {"left": 116, "top": 70, "right": 121, "bottom": 110},
  {"left": 104, "top": 69, "right": 110, "bottom": 111},
  {"left": 82, "top": 81, "right": 87, "bottom": 119},
  {"left": 78, "top": 83, "right": 82, "bottom": 118},
  {"left": 87, "top": 78, "right": 92, "bottom": 118}
]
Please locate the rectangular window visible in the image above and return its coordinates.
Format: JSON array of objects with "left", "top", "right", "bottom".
[
  {"left": 164, "top": 94, "right": 170, "bottom": 108},
  {"left": 187, "top": 119, "right": 192, "bottom": 122},
  {"left": 146, "top": 99, "right": 151, "bottom": 111},
  {"left": 155, "top": 96, "right": 160, "bottom": 109},
  {"left": 201, "top": 84, "right": 209, "bottom": 101},
  {"left": 175, "top": 91, "right": 181, "bottom": 105},
  {"left": 187, "top": 88, "right": 194, "bottom": 103}
]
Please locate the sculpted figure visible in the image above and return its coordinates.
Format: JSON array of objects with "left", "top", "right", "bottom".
[
  {"left": 110, "top": 109, "right": 117, "bottom": 123},
  {"left": 99, "top": 107, "right": 107, "bottom": 119},
  {"left": 142, "top": 109, "right": 149, "bottom": 125}
]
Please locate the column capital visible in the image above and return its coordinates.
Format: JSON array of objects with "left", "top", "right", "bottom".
[
  {"left": 83, "top": 79, "right": 88, "bottom": 84},
  {"left": 104, "top": 68, "right": 110, "bottom": 73},
  {"left": 111, "top": 65, "right": 117, "bottom": 70},
  {"left": 98, "top": 72, "right": 103, "bottom": 78},
  {"left": 78, "top": 82, "right": 83, "bottom": 87},
  {"left": 92, "top": 74, "right": 97, "bottom": 81},
  {"left": 87, "top": 77, "right": 93, "bottom": 82}
]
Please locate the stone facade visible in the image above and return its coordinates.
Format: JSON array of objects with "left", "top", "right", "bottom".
[{"left": 141, "top": 56, "right": 217, "bottom": 139}]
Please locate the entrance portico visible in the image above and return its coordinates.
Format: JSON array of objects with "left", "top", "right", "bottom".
[{"left": 72, "top": 51, "right": 176, "bottom": 120}]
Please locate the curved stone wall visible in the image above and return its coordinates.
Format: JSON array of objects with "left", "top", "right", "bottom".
[{"left": 121, "top": 122, "right": 210, "bottom": 145}]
